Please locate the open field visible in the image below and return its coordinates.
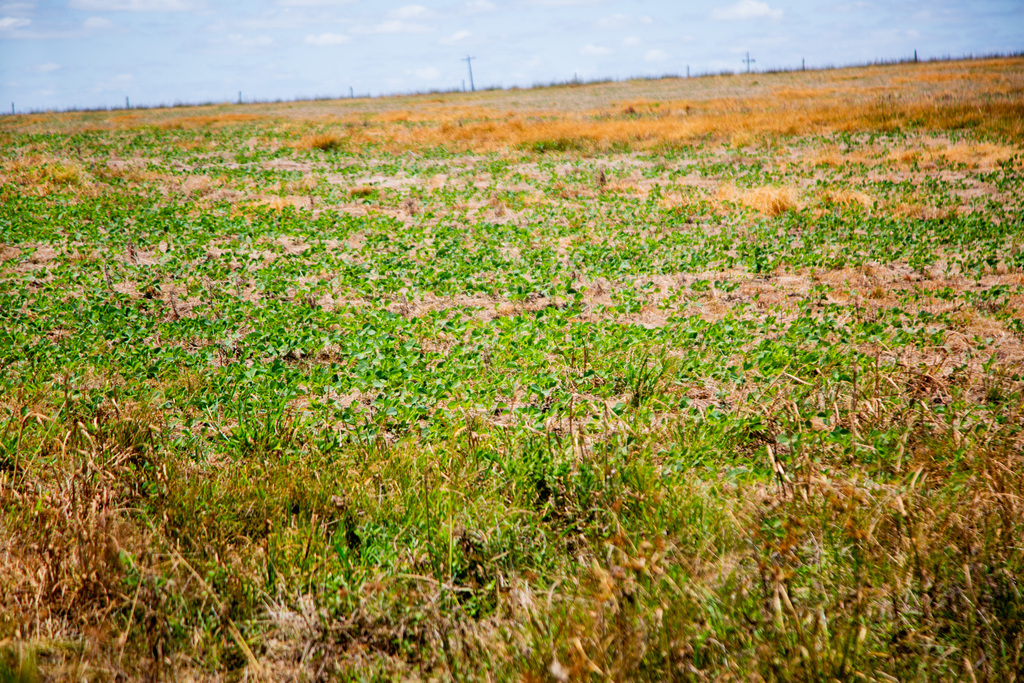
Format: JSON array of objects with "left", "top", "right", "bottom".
[{"left": 2, "top": 56, "right": 1024, "bottom": 680}]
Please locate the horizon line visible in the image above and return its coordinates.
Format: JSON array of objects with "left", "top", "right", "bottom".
[{"left": 4, "top": 49, "right": 1022, "bottom": 118}]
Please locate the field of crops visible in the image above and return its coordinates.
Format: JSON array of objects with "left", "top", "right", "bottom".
[{"left": 2, "top": 56, "right": 1023, "bottom": 680}]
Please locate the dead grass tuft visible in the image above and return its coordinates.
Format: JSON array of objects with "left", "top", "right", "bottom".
[
  {"left": 260, "top": 195, "right": 314, "bottom": 211},
  {"left": 806, "top": 145, "right": 844, "bottom": 167},
  {"left": 0, "top": 156, "right": 96, "bottom": 197},
  {"left": 889, "top": 148, "right": 923, "bottom": 166},
  {"left": 158, "top": 113, "right": 262, "bottom": 130},
  {"left": 821, "top": 188, "right": 874, "bottom": 209},
  {"left": 888, "top": 200, "right": 959, "bottom": 221},
  {"left": 740, "top": 185, "right": 800, "bottom": 216},
  {"left": 728, "top": 131, "right": 755, "bottom": 148},
  {"left": 658, "top": 190, "right": 695, "bottom": 210},
  {"left": 938, "top": 142, "right": 1020, "bottom": 169},
  {"left": 295, "top": 133, "right": 347, "bottom": 151}
]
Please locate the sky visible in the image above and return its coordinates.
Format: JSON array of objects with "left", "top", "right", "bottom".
[{"left": 1, "top": 0, "right": 1022, "bottom": 113}]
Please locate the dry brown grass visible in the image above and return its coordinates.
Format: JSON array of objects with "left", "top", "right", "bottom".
[
  {"left": 294, "top": 133, "right": 347, "bottom": 151},
  {"left": 351, "top": 90, "right": 1024, "bottom": 154},
  {"left": 805, "top": 145, "right": 844, "bottom": 167},
  {"left": 937, "top": 141, "right": 1020, "bottom": 169},
  {"left": 260, "top": 195, "right": 315, "bottom": 211},
  {"left": 739, "top": 185, "right": 801, "bottom": 216},
  {"left": 157, "top": 113, "right": 263, "bottom": 130},
  {"left": 658, "top": 190, "right": 697, "bottom": 210},
  {"left": 0, "top": 156, "right": 98, "bottom": 197},
  {"left": 3, "top": 57, "right": 1022, "bottom": 150},
  {"left": 886, "top": 200, "right": 960, "bottom": 221},
  {"left": 820, "top": 188, "right": 874, "bottom": 209}
]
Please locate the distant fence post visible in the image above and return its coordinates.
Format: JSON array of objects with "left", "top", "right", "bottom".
[
  {"left": 462, "top": 55, "right": 476, "bottom": 92},
  {"left": 802, "top": 58, "right": 805, "bottom": 71},
  {"left": 350, "top": 86, "right": 354, "bottom": 98},
  {"left": 126, "top": 96, "right": 130, "bottom": 109},
  {"left": 914, "top": 50, "right": 918, "bottom": 63},
  {"left": 686, "top": 65, "right": 690, "bottom": 78},
  {"left": 743, "top": 52, "right": 755, "bottom": 73},
  {"left": 238, "top": 91, "right": 242, "bottom": 104}
]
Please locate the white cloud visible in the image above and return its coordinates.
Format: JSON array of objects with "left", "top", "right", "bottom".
[
  {"left": 622, "top": 35, "right": 640, "bottom": 46},
  {"left": 389, "top": 4, "right": 428, "bottom": 19},
  {"left": 579, "top": 43, "right": 612, "bottom": 56},
  {"left": 226, "top": 33, "right": 274, "bottom": 47},
  {"left": 83, "top": 16, "right": 113, "bottom": 28},
  {"left": 69, "top": 0, "right": 197, "bottom": 10},
  {"left": 410, "top": 66, "right": 439, "bottom": 80},
  {"left": 710, "top": 0, "right": 782, "bottom": 21},
  {"left": 27, "top": 62, "right": 61, "bottom": 73},
  {"left": 521, "top": 0, "right": 605, "bottom": 5},
  {"left": 438, "top": 29, "right": 471, "bottom": 44},
  {"left": 278, "top": 0, "right": 354, "bottom": 5},
  {"left": 597, "top": 13, "right": 653, "bottom": 29},
  {"left": 596, "top": 13, "right": 629, "bottom": 28},
  {"left": 464, "top": 0, "right": 494, "bottom": 11},
  {"left": 645, "top": 49, "right": 670, "bottom": 62},
  {"left": 0, "top": 15, "right": 30, "bottom": 29},
  {"left": 304, "top": 32, "right": 349, "bottom": 45},
  {"left": 352, "top": 19, "right": 433, "bottom": 34},
  {"left": 97, "top": 73, "right": 134, "bottom": 91},
  {"left": 870, "top": 27, "right": 921, "bottom": 41}
]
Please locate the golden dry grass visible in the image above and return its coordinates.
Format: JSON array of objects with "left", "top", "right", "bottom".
[
  {"left": 937, "top": 141, "right": 1020, "bottom": 169},
  {"left": 157, "top": 113, "right": 263, "bottom": 130},
  {"left": 0, "top": 156, "right": 97, "bottom": 197},
  {"left": 294, "top": 133, "right": 347, "bottom": 151},
  {"left": 718, "top": 184, "right": 801, "bottom": 216},
  {"left": 4, "top": 56, "right": 1021, "bottom": 150},
  {"left": 805, "top": 145, "right": 844, "bottom": 167},
  {"left": 658, "top": 190, "right": 697, "bottom": 210},
  {"left": 261, "top": 195, "right": 315, "bottom": 211},
  {"left": 349, "top": 95, "right": 1023, "bottom": 154},
  {"left": 820, "top": 188, "right": 874, "bottom": 208},
  {"left": 739, "top": 186, "right": 801, "bottom": 216}
]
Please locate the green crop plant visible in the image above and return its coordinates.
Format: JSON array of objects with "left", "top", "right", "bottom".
[{"left": 2, "top": 57, "right": 1024, "bottom": 680}]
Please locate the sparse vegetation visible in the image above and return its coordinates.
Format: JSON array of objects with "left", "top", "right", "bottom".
[
  {"left": 296, "top": 133, "right": 348, "bottom": 152},
  {"left": 1, "top": 56, "right": 1023, "bottom": 681}
]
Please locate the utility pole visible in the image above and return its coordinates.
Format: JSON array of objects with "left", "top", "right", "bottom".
[
  {"left": 743, "top": 52, "right": 755, "bottom": 74},
  {"left": 350, "top": 86, "right": 354, "bottom": 98},
  {"left": 802, "top": 58, "right": 805, "bottom": 71},
  {"left": 238, "top": 91, "right": 242, "bottom": 104},
  {"left": 686, "top": 65, "right": 690, "bottom": 78},
  {"left": 462, "top": 55, "right": 475, "bottom": 92},
  {"left": 126, "top": 96, "right": 130, "bottom": 109}
]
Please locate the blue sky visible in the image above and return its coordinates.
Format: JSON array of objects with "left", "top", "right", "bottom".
[{"left": 1, "top": 0, "right": 1021, "bottom": 112}]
